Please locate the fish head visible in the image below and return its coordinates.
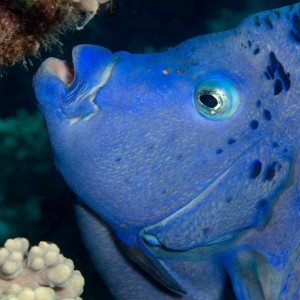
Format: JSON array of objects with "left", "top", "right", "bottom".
[{"left": 34, "top": 6, "right": 298, "bottom": 255}]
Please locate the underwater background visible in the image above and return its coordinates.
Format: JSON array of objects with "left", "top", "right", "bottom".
[{"left": 0, "top": 0, "right": 298, "bottom": 299}]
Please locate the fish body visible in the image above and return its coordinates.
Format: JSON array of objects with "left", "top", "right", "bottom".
[{"left": 34, "top": 3, "right": 300, "bottom": 299}]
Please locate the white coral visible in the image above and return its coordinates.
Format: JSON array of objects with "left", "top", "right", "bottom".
[
  {"left": 0, "top": 238, "right": 84, "bottom": 300},
  {"left": 73, "top": 0, "right": 112, "bottom": 13},
  {"left": 73, "top": 0, "right": 113, "bottom": 29}
]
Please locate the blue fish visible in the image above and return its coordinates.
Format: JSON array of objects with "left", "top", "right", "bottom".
[{"left": 34, "top": 3, "right": 300, "bottom": 299}]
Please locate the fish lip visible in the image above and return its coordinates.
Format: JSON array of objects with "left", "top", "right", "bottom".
[
  {"left": 45, "top": 58, "right": 74, "bottom": 87},
  {"left": 34, "top": 45, "right": 119, "bottom": 123},
  {"left": 40, "top": 45, "right": 118, "bottom": 91}
]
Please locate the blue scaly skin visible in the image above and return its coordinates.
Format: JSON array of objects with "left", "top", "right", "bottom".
[{"left": 34, "top": 3, "right": 300, "bottom": 299}]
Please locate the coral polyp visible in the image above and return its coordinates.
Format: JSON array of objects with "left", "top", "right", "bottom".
[{"left": 0, "top": 238, "right": 84, "bottom": 299}]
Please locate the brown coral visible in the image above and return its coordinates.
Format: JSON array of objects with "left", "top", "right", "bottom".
[{"left": 0, "top": 0, "right": 112, "bottom": 66}]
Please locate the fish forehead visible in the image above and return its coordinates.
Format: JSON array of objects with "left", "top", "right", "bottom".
[{"left": 101, "top": 12, "right": 298, "bottom": 131}]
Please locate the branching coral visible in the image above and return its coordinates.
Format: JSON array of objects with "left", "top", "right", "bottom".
[
  {"left": 0, "top": 0, "right": 113, "bottom": 66},
  {"left": 0, "top": 237, "right": 84, "bottom": 299}
]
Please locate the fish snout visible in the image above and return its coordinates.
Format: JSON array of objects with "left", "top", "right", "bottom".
[
  {"left": 33, "top": 57, "right": 70, "bottom": 119},
  {"left": 34, "top": 45, "right": 118, "bottom": 122}
]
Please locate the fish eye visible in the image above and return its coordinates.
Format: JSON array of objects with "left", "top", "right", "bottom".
[{"left": 194, "top": 79, "right": 239, "bottom": 120}]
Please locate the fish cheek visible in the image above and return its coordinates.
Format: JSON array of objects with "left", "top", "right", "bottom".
[{"left": 142, "top": 141, "right": 293, "bottom": 251}]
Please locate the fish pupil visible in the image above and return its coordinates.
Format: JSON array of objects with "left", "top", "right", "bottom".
[{"left": 199, "top": 94, "right": 218, "bottom": 108}]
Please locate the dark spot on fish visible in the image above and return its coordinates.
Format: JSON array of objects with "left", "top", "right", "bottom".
[
  {"left": 272, "top": 142, "right": 279, "bottom": 148},
  {"left": 274, "top": 10, "right": 280, "bottom": 19},
  {"left": 115, "top": 157, "right": 122, "bottom": 163},
  {"left": 291, "top": 30, "right": 300, "bottom": 42},
  {"left": 216, "top": 148, "right": 223, "bottom": 154},
  {"left": 248, "top": 40, "right": 252, "bottom": 48},
  {"left": 256, "top": 199, "right": 267, "bottom": 209},
  {"left": 263, "top": 109, "right": 272, "bottom": 121},
  {"left": 202, "top": 227, "right": 210, "bottom": 235},
  {"left": 250, "top": 159, "right": 262, "bottom": 179},
  {"left": 253, "top": 47, "right": 260, "bottom": 55},
  {"left": 274, "top": 79, "right": 283, "bottom": 95},
  {"left": 256, "top": 100, "right": 262, "bottom": 108},
  {"left": 124, "top": 178, "right": 132, "bottom": 184},
  {"left": 227, "top": 138, "right": 236, "bottom": 145},
  {"left": 264, "top": 16, "right": 273, "bottom": 29},
  {"left": 250, "top": 120, "right": 259, "bottom": 130},
  {"left": 266, "top": 52, "right": 291, "bottom": 92},
  {"left": 226, "top": 197, "right": 233, "bottom": 203},
  {"left": 277, "top": 65, "right": 291, "bottom": 91},
  {"left": 269, "top": 52, "right": 277, "bottom": 73},
  {"left": 264, "top": 161, "right": 280, "bottom": 181},
  {"left": 149, "top": 144, "right": 157, "bottom": 151},
  {"left": 293, "top": 13, "right": 300, "bottom": 34},
  {"left": 253, "top": 16, "right": 261, "bottom": 26},
  {"left": 177, "top": 154, "right": 184, "bottom": 161}
]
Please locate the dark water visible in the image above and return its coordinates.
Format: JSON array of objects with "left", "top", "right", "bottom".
[{"left": 0, "top": 1, "right": 298, "bottom": 299}]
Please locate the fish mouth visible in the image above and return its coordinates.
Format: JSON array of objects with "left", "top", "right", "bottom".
[{"left": 34, "top": 45, "right": 118, "bottom": 122}]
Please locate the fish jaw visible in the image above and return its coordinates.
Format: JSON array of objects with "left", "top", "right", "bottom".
[{"left": 34, "top": 45, "right": 117, "bottom": 123}]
